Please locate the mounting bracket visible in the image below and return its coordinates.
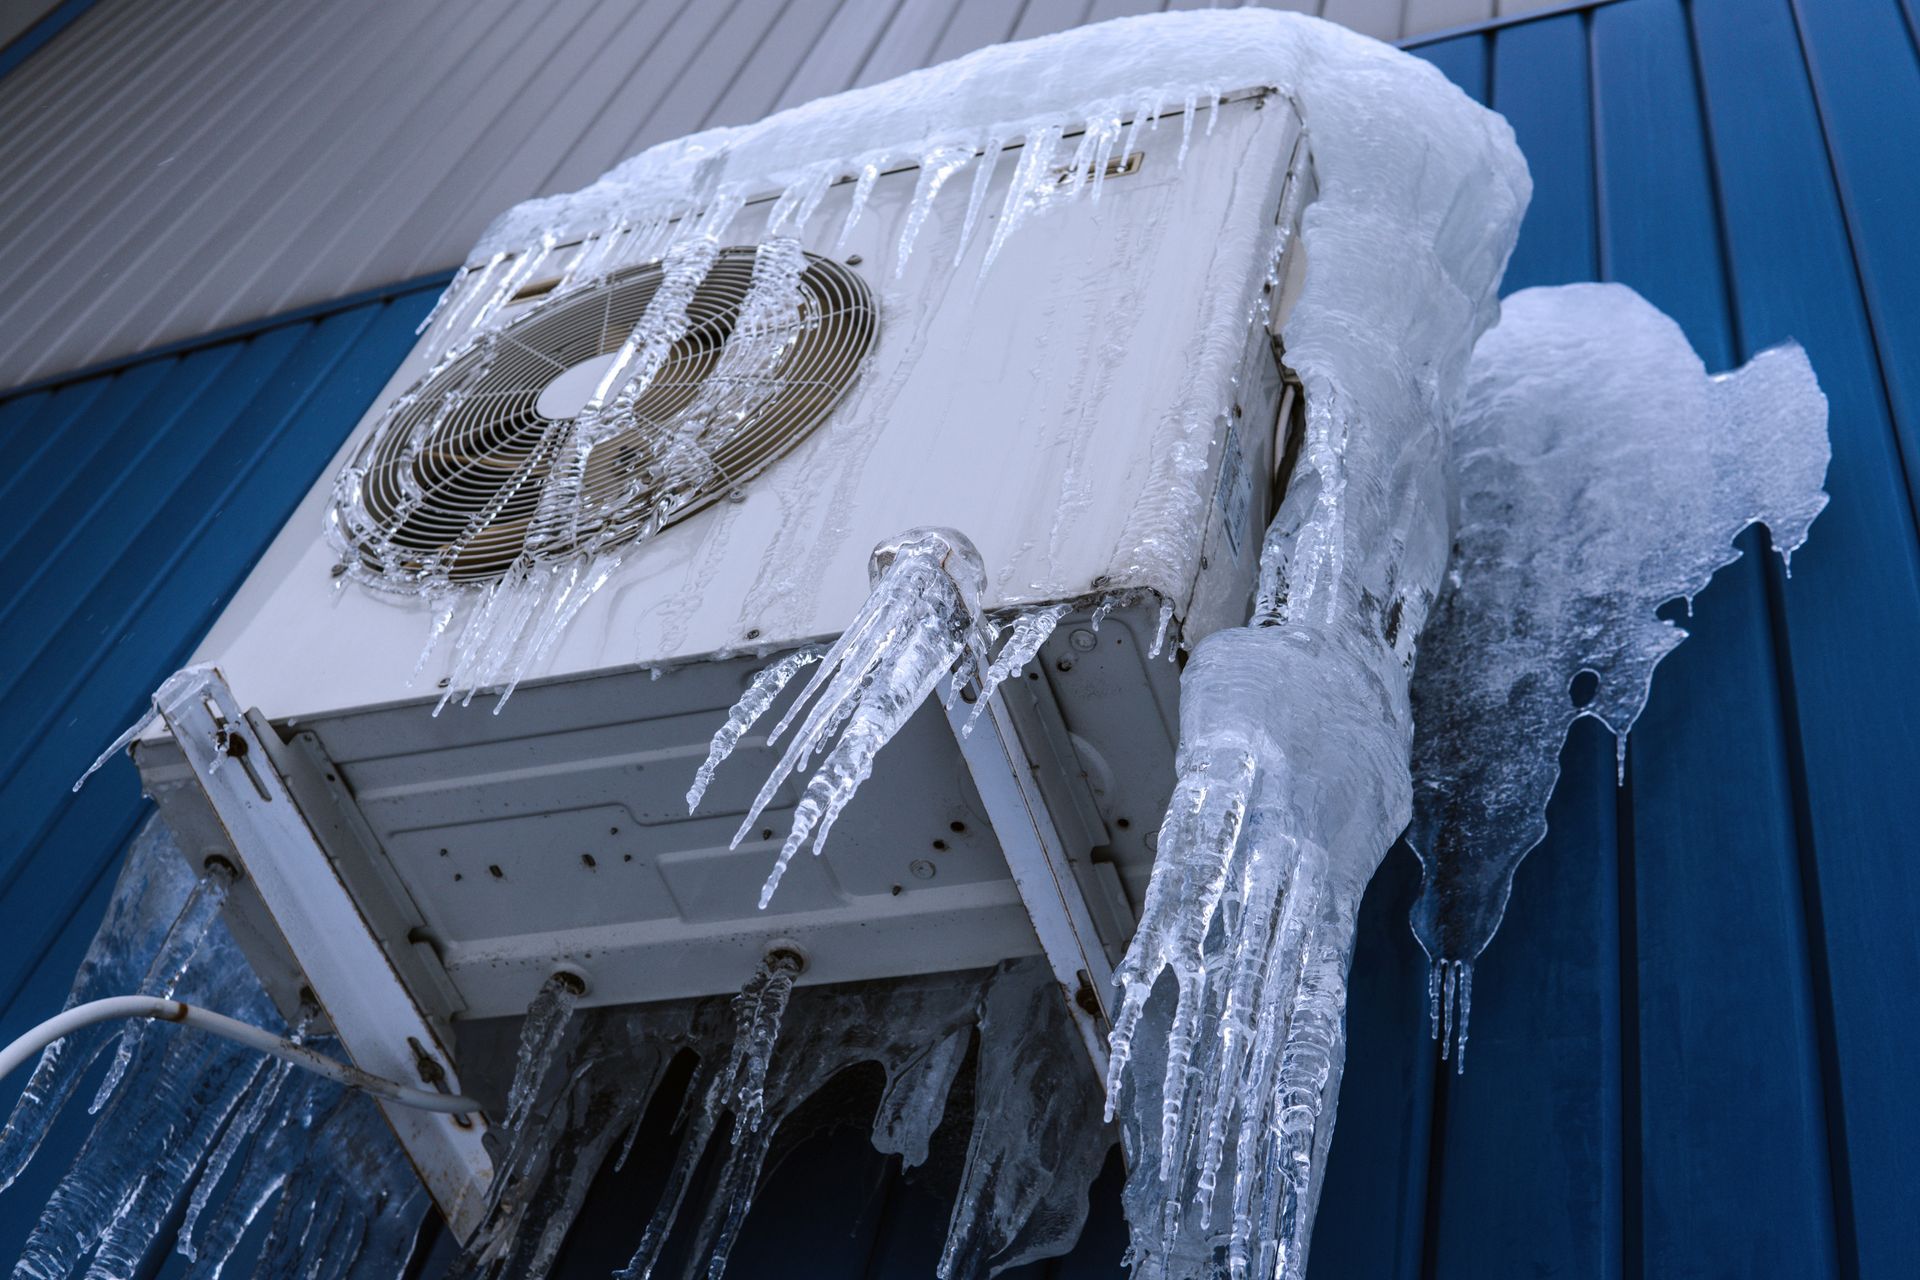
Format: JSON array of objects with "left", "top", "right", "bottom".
[
  {"left": 945, "top": 667, "right": 1118, "bottom": 1080},
  {"left": 151, "top": 667, "right": 494, "bottom": 1239}
]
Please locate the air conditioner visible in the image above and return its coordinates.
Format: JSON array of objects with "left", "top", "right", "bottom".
[{"left": 127, "top": 91, "right": 1313, "bottom": 1235}]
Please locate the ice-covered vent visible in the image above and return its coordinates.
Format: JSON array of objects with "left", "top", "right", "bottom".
[
  {"left": 1408, "top": 283, "right": 1831, "bottom": 1064},
  {"left": 331, "top": 250, "right": 874, "bottom": 588}
]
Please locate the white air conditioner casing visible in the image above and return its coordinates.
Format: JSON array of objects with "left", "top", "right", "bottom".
[{"left": 131, "top": 92, "right": 1312, "bottom": 1234}]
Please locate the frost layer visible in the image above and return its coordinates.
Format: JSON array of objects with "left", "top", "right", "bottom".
[{"left": 1408, "top": 283, "right": 1831, "bottom": 1061}]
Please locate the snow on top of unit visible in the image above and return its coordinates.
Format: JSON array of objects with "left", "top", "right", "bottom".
[{"left": 474, "top": 11, "right": 1528, "bottom": 304}]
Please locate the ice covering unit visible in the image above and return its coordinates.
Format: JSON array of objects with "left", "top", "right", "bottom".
[{"left": 127, "top": 93, "right": 1314, "bottom": 1234}]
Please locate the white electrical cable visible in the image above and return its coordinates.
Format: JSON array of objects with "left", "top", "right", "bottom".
[{"left": 0, "top": 996, "right": 481, "bottom": 1115}]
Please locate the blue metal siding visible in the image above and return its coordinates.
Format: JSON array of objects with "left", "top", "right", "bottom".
[
  {"left": 0, "top": 288, "right": 441, "bottom": 1252},
  {"left": 0, "top": 1, "right": 1915, "bottom": 1274},
  {"left": 1324, "top": 5, "right": 1920, "bottom": 1278}
]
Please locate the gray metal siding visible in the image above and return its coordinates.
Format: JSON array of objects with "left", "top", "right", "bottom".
[{"left": 0, "top": 0, "right": 1572, "bottom": 391}]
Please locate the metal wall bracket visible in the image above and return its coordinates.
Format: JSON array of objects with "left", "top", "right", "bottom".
[
  {"left": 152, "top": 666, "right": 494, "bottom": 1240},
  {"left": 946, "top": 669, "right": 1118, "bottom": 1080}
]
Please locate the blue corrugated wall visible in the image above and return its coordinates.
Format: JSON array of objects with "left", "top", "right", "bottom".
[{"left": 1, "top": 0, "right": 1915, "bottom": 1274}]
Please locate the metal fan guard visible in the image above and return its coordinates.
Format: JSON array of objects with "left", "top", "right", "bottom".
[{"left": 335, "top": 247, "right": 876, "bottom": 586}]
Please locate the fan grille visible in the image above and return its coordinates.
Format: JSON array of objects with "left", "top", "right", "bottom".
[{"left": 344, "top": 248, "right": 876, "bottom": 584}]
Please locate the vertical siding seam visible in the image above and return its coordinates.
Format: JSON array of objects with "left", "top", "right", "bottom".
[
  {"left": 1680, "top": 3, "right": 1858, "bottom": 1274},
  {"left": 532, "top": 0, "right": 700, "bottom": 195},
  {"left": 1586, "top": 12, "right": 1640, "bottom": 1275},
  {"left": 1613, "top": 762, "right": 1643, "bottom": 1280},
  {"left": 1781, "top": 0, "right": 1920, "bottom": 550},
  {"left": 1415, "top": 1059, "right": 1452, "bottom": 1280},
  {"left": 696, "top": 0, "right": 802, "bottom": 131},
  {"left": 0, "top": 811, "right": 140, "bottom": 1020},
  {"left": 1753, "top": 549, "right": 1859, "bottom": 1280},
  {"left": 843, "top": 0, "right": 916, "bottom": 91}
]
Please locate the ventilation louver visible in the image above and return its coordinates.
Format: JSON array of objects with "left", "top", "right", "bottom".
[{"left": 335, "top": 248, "right": 876, "bottom": 586}]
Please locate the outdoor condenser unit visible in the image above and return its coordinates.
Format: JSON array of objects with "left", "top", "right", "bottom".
[{"left": 128, "top": 92, "right": 1313, "bottom": 1235}]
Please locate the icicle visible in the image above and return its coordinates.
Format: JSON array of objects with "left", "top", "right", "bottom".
[
  {"left": 937, "top": 961, "right": 1110, "bottom": 1280},
  {"left": 0, "top": 822, "right": 197, "bottom": 1192},
  {"left": 727, "top": 951, "right": 801, "bottom": 1136},
  {"left": 71, "top": 713, "right": 149, "bottom": 792},
  {"left": 1408, "top": 286, "right": 1829, "bottom": 1050},
  {"left": 962, "top": 602, "right": 1070, "bottom": 735},
  {"left": 72, "top": 666, "right": 217, "bottom": 792},
  {"left": 696, "top": 529, "right": 991, "bottom": 908},
  {"left": 1086, "top": 112, "right": 1123, "bottom": 204},
  {"left": 1147, "top": 597, "right": 1175, "bottom": 659},
  {"left": 90, "top": 860, "right": 237, "bottom": 1114},
  {"left": 896, "top": 143, "right": 974, "bottom": 275},
  {"left": 953, "top": 137, "right": 1004, "bottom": 266},
  {"left": 1176, "top": 91, "right": 1199, "bottom": 167},
  {"left": 982, "top": 124, "right": 1065, "bottom": 275},
  {"left": 835, "top": 152, "right": 887, "bottom": 250},
  {"left": 503, "top": 972, "right": 587, "bottom": 1138},
  {"left": 618, "top": 952, "right": 801, "bottom": 1280},
  {"left": 688, "top": 647, "right": 824, "bottom": 812},
  {"left": 1104, "top": 744, "right": 1258, "bottom": 1120}
]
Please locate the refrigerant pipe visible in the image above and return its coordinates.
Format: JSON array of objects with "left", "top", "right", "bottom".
[{"left": 0, "top": 995, "right": 481, "bottom": 1115}]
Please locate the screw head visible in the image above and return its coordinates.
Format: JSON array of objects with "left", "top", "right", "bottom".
[
  {"left": 909, "top": 859, "right": 937, "bottom": 880},
  {"left": 1069, "top": 628, "right": 1097, "bottom": 652}
]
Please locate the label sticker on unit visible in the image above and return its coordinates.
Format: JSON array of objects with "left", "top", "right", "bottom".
[{"left": 1215, "top": 420, "right": 1253, "bottom": 560}]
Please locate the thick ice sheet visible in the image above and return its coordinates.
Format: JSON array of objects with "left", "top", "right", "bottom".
[{"left": 1407, "top": 283, "right": 1830, "bottom": 1061}]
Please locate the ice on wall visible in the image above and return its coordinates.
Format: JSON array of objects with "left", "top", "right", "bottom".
[
  {"left": 466, "top": 957, "right": 1108, "bottom": 1280},
  {"left": 1408, "top": 284, "right": 1831, "bottom": 1063},
  {"left": 0, "top": 817, "right": 427, "bottom": 1280}
]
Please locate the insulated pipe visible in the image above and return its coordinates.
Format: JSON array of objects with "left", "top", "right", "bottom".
[{"left": 0, "top": 996, "right": 481, "bottom": 1115}]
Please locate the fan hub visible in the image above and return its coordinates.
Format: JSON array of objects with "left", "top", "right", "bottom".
[{"left": 535, "top": 352, "right": 623, "bottom": 422}]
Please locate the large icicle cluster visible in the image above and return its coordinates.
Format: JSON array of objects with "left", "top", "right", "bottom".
[
  {"left": 0, "top": 818, "right": 427, "bottom": 1279},
  {"left": 1407, "top": 284, "right": 1831, "bottom": 1062},
  {"left": 465, "top": 957, "right": 1107, "bottom": 1280},
  {"left": 687, "top": 528, "right": 994, "bottom": 906},
  {"left": 1086, "top": 17, "right": 1525, "bottom": 1280}
]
